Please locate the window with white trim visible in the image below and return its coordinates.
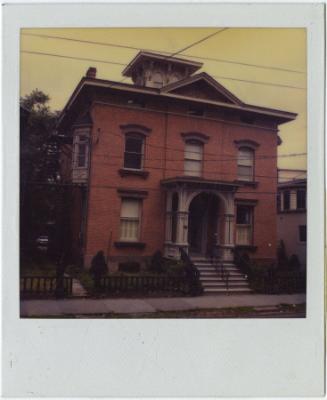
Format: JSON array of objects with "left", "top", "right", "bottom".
[
  {"left": 120, "top": 198, "right": 141, "bottom": 241},
  {"left": 237, "top": 147, "right": 254, "bottom": 181},
  {"left": 124, "top": 133, "right": 144, "bottom": 170},
  {"left": 184, "top": 140, "right": 203, "bottom": 177},
  {"left": 236, "top": 205, "right": 253, "bottom": 245},
  {"left": 73, "top": 134, "right": 89, "bottom": 168}
]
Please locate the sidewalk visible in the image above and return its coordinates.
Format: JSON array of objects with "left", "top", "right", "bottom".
[{"left": 21, "top": 293, "right": 306, "bottom": 317}]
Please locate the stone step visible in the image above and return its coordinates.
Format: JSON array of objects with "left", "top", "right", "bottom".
[
  {"left": 200, "top": 274, "right": 247, "bottom": 282},
  {"left": 194, "top": 262, "right": 236, "bottom": 267},
  {"left": 203, "top": 287, "right": 253, "bottom": 294},
  {"left": 197, "top": 267, "right": 242, "bottom": 274},
  {"left": 201, "top": 281, "right": 250, "bottom": 288},
  {"left": 200, "top": 279, "right": 249, "bottom": 287},
  {"left": 200, "top": 278, "right": 249, "bottom": 284}
]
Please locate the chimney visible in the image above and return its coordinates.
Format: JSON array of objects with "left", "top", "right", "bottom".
[{"left": 86, "top": 67, "right": 97, "bottom": 79}]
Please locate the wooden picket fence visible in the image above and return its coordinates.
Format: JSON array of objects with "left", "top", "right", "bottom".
[{"left": 20, "top": 276, "right": 73, "bottom": 298}]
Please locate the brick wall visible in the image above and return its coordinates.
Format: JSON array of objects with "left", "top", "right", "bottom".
[{"left": 80, "top": 101, "right": 278, "bottom": 267}]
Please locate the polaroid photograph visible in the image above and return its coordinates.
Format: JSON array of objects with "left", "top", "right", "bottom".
[{"left": 2, "top": 2, "right": 325, "bottom": 398}]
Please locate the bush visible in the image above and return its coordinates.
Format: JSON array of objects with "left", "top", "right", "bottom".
[
  {"left": 165, "top": 259, "right": 185, "bottom": 276},
  {"left": 118, "top": 261, "right": 140, "bottom": 273},
  {"left": 148, "top": 250, "right": 165, "bottom": 274},
  {"left": 277, "top": 240, "right": 288, "bottom": 267},
  {"left": 89, "top": 251, "right": 107, "bottom": 278},
  {"left": 288, "top": 254, "right": 301, "bottom": 271}
]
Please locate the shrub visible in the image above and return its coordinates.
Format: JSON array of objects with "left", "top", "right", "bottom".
[
  {"left": 89, "top": 251, "right": 107, "bottom": 278},
  {"left": 288, "top": 254, "right": 301, "bottom": 271},
  {"left": 118, "top": 261, "right": 140, "bottom": 273},
  {"left": 166, "top": 259, "right": 185, "bottom": 276},
  {"left": 149, "top": 250, "right": 165, "bottom": 274},
  {"left": 277, "top": 240, "right": 288, "bottom": 267}
]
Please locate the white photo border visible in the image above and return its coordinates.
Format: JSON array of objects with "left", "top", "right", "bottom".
[{"left": 2, "top": 2, "right": 325, "bottom": 397}]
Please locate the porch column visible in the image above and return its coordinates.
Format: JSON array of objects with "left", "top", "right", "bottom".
[
  {"left": 164, "top": 192, "right": 173, "bottom": 244},
  {"left": 175, "top": 188, "right": 189, "bottom": 254},
  {"left": 176, "top": 211, "right": 189, "bottom": 251},
  {"left": 220, "top": 191, "right": 236, "bottom": 262},
  {"left": 220, "top": 213, "right": 235, "bottom": 262}
]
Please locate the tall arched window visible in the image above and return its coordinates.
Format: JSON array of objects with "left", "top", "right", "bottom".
[
  {"left": 124, "top": 133, "right": 144, "bottom": 170},
  {"left": 184, "top": 140, "right": 203, "bottom": 177},
  {"left": 237, "top": 147, "right": 254, "bottom": 181}
]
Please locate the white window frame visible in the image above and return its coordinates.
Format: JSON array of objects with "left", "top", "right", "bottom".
[
  {"left": 119, "top": 198, "right": 142, "bottom": 242},
  {"left": 184, "top": 140, "right": 203, "bottom": 177},
  {"left": 237, "top": 147, "right": 254, "bottom": 182},
  {"left": 236, "top": 205, "right": 254, "bottom": 246},
  {"left": 123, "top": 133, "right": 145, "bottom": 171},
  {"left": 73, "top": 129, "right": 90, "bottom": 169}
]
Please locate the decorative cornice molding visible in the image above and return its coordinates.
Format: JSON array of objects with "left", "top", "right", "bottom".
[
  {"left": 181, "top": 131, "right": 210, "bottom": 144},
  {"left": 234, "top": 139, "right": 260, "bottom": 149},
  {"left": 120, "top": 124, "right": 152, "bottom": 136}
]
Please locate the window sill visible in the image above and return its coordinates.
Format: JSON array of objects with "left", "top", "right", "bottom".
[
  {"left": 235, "top": 245, "right": 258, "bottom": 252},
  {"left": 234, "top": 180, "right": 258, "bottom": 188},
  {"left": 114, "top": 241, "right": 146, "bottom": 249},
  {"left": 119, "top": 168, "right": 149, "bottom": 179}
]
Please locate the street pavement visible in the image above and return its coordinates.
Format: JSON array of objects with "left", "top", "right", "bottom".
[{"left": 21, "top": 293, "right": 306, "bottom": 317}]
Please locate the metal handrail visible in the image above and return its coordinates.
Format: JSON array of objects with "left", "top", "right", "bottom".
[
  {"left": 179, "top": 247, "right": 203, "bottom": 295},
  {"left": 211, "top": 248, "right": 230, "bottom": 291}
]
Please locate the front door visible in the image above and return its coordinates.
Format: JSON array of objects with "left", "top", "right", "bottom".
[
  {"left": 188, "top": 194, "right": 208, "bottom": 255},
  {"left": 188, "top": 193, "right": 219, "bottom": 256}
]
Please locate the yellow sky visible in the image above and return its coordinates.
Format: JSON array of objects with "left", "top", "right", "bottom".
[{"left": 20, "top": 28, "right": 307, "bottom": 170}]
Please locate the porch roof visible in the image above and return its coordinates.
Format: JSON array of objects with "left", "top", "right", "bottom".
[{"left": 160, "top": 176, "right": 241, "bottom": 191}]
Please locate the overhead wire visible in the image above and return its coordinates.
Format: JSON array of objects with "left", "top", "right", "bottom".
[
  {"left": 21, "top": 32, "right": 305, "bottom": 74},
  {"left": 21, "top": 49, "right": 307, "bottom": 91}
]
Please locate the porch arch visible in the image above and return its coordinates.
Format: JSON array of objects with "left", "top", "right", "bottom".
[{"left": 162, "top": 179, "right": 238, "bottom": 262}]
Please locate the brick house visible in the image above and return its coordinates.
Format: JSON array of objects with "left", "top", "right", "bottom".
[{"left": 57, "top": 51, "right": 296, "bottom": 274}]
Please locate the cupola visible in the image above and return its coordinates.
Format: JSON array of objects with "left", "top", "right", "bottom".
[{"left": 122, "top": 51, "right": 203, "bottom": 88}]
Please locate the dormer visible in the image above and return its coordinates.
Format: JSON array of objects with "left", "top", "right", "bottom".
[{"left": 122, "top": 51, "right": 203, "bottom": 88}]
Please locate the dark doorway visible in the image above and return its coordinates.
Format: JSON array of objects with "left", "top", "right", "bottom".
[{"left": 188, "top": 193, "right": 219, "bottom": 256}]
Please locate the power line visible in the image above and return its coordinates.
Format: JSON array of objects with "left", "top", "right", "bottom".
[
  {"left": 21, "top": 49, "right": 306, "bottom": 91},
  {"left": 90, "top": 157, "right": 303, "bottom": 180},
  {"left": 210, "top": 74, "right": 306, "bottom": 91},
  {"left": 21, "top": 32, "right": 305, "bottom": 74},
  {"left": 88, "top": 128, "right": 306, "bottom": 160},
  {"left": 21, "top": 50, "right": 125, "bottom": 67},
  {"left": 168, "top": 29, "right": 228, "bottom": 58},
  {"left": 24, "top": 180, "right": 281, "bottom": 195}
]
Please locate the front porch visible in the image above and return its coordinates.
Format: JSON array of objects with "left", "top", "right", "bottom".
[{"left": 161, "top": 177, "right": 240, "bottom": 263}]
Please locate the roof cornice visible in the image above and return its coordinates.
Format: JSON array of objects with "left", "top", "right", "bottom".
[{"left": 58, "top": 77, "right": 297, "bottom": 127}]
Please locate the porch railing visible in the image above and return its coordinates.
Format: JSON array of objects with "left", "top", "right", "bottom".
[{"left": 210, "top": 247, "right": 230, "bottom": 291}]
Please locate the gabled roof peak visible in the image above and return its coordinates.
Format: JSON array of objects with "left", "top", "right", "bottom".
[{"left": 161, "top": 71, "right": 244, "bottom": 105}]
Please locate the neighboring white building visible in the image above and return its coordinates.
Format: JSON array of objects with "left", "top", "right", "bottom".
[{"left": 277, "top": 169, "right": 307, "bottom": 268}]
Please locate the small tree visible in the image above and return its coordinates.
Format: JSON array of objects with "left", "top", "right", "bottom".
[
  {"left": 277, "top": 240, "right": 288, "bottom": 268},
  {"left": 90, "top": 251, "right": 107, "bottom": 290}
]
